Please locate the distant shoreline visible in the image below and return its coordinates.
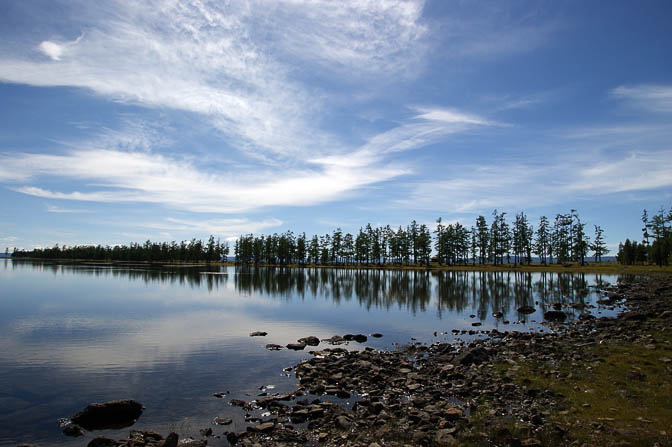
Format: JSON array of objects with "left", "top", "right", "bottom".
[{"left": 8, "top": 258, "right": 672, "bottom": 275}]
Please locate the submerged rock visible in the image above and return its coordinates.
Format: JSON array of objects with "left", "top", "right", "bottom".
[
  {"left": 298, "top": 336, "right": 320, "bottom": 346},
  {"left": 287, "top": 342, "right": 307, "bottom": 350},
  {"left": 71, "top": 399, "right": 143, "bottom": 431},
  {"left": 62, "top": 424, "right": 84, "bottom": 437},
  {"left": 517, "top": 305, "right": 536, "bottom": 314},
  {"left": 87, "top": 437, "right": 117, "bottom": 447},
  {"left": 249, "top": 331, "right": 268, "bottom": 337},
  {"left": 343, "top": 333, "right": 368, "bottom": 343},
  {"left": 265, "top": 344, "right": 283, "bottom": 350},
  {"left": 544, "top": 310, "right": 567, "bottom": 322}
]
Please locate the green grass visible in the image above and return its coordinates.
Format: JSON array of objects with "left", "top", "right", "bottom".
[{"left": 504, "top": 326, "right": 672, "bottom": 446}]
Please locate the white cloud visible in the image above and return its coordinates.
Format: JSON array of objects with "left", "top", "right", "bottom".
[
  {"left": 311, "top": 106, "right": 497, "bottom": 168},
  {"left": 399, "top": 149, "right": 672, "bottom": 215},
  {"left": 2, "top": 148, "right": 405, "bottom": 213},
  {"left": 611, "top": 85, "right": 672, "bottom": 113},
  {"left": 37, "top": 41, "right": 65, "bottom": 60},
  {"left": 46, "top": 204, "right": 93, "bottom": 214},
  {"left": 0, "top": 0, "right": 428, "bottom": 161},
  {"left": 146, "top": 217, "right": 284, "bottom": 239}
]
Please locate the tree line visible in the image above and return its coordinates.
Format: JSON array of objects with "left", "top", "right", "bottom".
[
  {"left": 12, "top": 236, "right": 230, "bottom": 262},
  {"left": 617, "top": 206, "right": 672, "bottom": 266},
  {"left": 235, "top": 209, "right": 609, "bottom": 267}
]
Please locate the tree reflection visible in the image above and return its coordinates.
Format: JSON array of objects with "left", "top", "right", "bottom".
[{"left": 9, "top": 261, "right": 616, "bottom": 319}]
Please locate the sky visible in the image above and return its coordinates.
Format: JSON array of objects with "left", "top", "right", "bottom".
[{"left": 0, "top": 0, "right": 671, "bottom": 252}]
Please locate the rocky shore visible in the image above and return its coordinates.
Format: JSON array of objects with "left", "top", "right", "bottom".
[{"left": 67, "top": 274, "right": 672, "bottom": 447}]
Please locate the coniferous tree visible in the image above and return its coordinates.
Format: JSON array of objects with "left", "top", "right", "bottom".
[{"left": 590, "top": 225, "right": 609, "bottom": 262}]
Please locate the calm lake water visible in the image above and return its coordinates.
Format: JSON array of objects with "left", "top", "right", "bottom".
[{"left": 0, "top": 260, "right": 622, "bottom": 446}]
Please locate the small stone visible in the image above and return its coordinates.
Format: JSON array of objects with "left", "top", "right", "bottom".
[
  {"left": 164, "top": 433, "right": 178, "bottom": 447},
  {"left": 214, "top": 417, "right": 233, "bottom": 425},
  {"left": 336, "top": 415, "right": 351, "bottom": 429},
  {"left": 63, "top": 425, "right": 84, "bottom": 437},
  {"left": 249, "top": 331, "right": 268, "bottom": 336},
  {"left": 287, "top": 342, "right": 307, "bottom": 350},
  {"left": 87, "top": 438, "right": 117, "bottom": 447},
  {"left": 298, "top": 336, "right": 320, "bottom": 346}
]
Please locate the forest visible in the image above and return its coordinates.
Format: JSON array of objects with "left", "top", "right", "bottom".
[
  {"left": 233, "top": 209, "right": 607, "bottom": 267},
  {"left": 11, "top": 209, "right": 609, "bottom": 266},
  {"left": 12, "top": 236, "right": 229, "bottom": 262},
  {"left": 617, "top": 206, "right": 672, "bottom": 266}
]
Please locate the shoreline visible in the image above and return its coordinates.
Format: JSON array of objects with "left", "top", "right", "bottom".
[
  {"left": 8, "top": 257, "right": 672, "bottom": 275},
  {"left": 68, "top": 273, "right": 672, "bottom": 447}
]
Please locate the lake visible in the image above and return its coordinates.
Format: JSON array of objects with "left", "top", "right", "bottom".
[{"left": 0, "top": 259, "right": 622, "bottom": 446}]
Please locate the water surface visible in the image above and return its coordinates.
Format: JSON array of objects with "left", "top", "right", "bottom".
[{"left": 0, "top": 260, "right": 621, "bottom": 446}]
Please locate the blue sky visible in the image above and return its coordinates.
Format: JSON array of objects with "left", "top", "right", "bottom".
[{"left": 0, "top": 0, "right": 671, "bottom": 252}]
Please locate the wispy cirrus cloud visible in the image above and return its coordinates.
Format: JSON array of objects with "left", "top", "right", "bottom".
[
  {"left": 311, "top": 106, "right": 497, "bottom": 168},
  {"left": 611, "top": 84, "right": 672, "bottom": 113},
  {"left": 46, "top": 204, "right": 93, "bottom": 214},
  {"left": 0, "top": 0, "right": 428, "bottom": 162},
  {"left": 144, "top": 217, "right": 284, "bottom": 241},
  {"left": 399, "top": 148, "right": 672, "bottom": 215},
  {"left": 1, "top": 103, "right": 495, "bottom": 213},
  {"left": 1, "top": 148, "right": 405, "bottom": 213}
]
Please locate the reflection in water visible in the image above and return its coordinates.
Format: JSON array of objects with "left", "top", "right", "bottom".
[
  {"left": 7, "top": 261, "right": 615, "bottom": 321},
  {"left": 234, "top": 267, "right": 612, "bottom": 320},
  {"left": 1, "top": 260, "right": 621, "bottom": 447}
]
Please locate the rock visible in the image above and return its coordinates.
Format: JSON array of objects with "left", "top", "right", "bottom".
[
  {"left": 63, "top": 424, "right": 84, "bottom": 437},
  {"left": 225, "top": 431, "right": 240, "bottom": 445},
  {"left": 471, "top": 322, "right": 482, "bottom": 327},
  {"left": 71, "top": 399, "right": 143, "bottom": 430},
  {"left": 87, "top": 438, "right": 117, "bottom": 447},
  {"left": 287, "top": 342, "right": 307, "bottom": 350},
  {"left": 246, "top": 422, "right": 275, "bottom": 433},
  {"left": 335, "top": 415, "right": 351, "bottom": 429},
  {"left": 180, "top": 440, "right": 207, "bottom": 447},
  {"left": 455, "top": 347, "right": 489, "bottom": 366},
  {"left": 543, "top": 310, "right": 567, "bottom": 322},
  {"left": 164, "top": 432, "right": 178, "bottom": 447},
  {"left": 265, "top": 344, "right": 283, "bottom": 350},
  {"left": 214, "top": 417, "right": 233, "bottom": 425},
  {"left": 250, "top": 331, "right": 268, "bottom": 336},
  {"left": 298, "top": 336, "right": 320, "bottom": 346},
  {"left": 352, "top": 334, "right": 368, "bottom": 343},
  {"left": 323, "top": 335, "right": 346, "bottom": 345},
  {"left": 517, "top": 306, "right": 536, "bottom": 314},
  {"left": 443, "top": 408, "right": 462, "bottom": 420},
  {"left": 370, "top": 333, "right": 383, "bottom": 338},
  {"left": 213, "top": 391, "right": 228, "bottom": 398},
  {"left": 436, "top": 428, "right": 459, "bottom": 445},
  {"left": 199, "top": 427, "right": 213, "bottom": 436},
  {"left": 492, "top": 311, "right": 503, "bottom": 318}
]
